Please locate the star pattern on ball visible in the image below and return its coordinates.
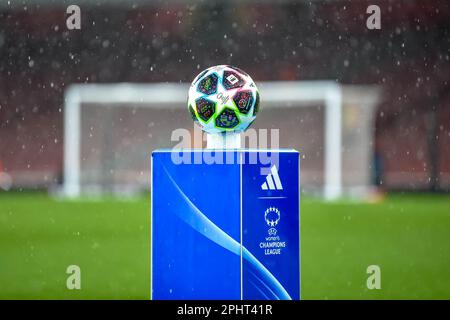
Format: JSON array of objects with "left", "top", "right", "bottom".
[{"left": 187, "top": 65, "right": 260, "bottom": 134}]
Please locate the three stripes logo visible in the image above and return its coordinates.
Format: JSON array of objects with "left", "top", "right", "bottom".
[{"left": 261, "top": 165, "right": 283, "bottom": 190}]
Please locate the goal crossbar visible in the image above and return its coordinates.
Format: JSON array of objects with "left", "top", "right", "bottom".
[{"left": 64, "top": 81, "right": 373, "bottom": 200}]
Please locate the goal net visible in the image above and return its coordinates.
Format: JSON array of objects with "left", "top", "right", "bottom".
[{"left": 63, "top": 81, "right": 380, "bottom": 200}]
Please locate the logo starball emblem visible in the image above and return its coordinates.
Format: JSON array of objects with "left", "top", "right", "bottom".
[{"left": 264, "top": 207, "right": 281, "bottom": 227}]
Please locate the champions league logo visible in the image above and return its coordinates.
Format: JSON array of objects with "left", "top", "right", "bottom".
[
  {"left": 261, "top": 207, "right": 286, "bottom": 256},
  {"left": 264, "top": 207, "right": 280, "bottom": 235}
]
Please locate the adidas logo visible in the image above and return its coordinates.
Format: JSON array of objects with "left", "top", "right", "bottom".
[{"left": 261, "top": 165, "right": 283, "bottom": 190}]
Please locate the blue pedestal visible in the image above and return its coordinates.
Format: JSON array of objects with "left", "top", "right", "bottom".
[{"left": 151, "top": 150, "right": 300, "bottom": 300}]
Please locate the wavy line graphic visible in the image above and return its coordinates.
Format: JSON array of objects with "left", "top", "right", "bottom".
[{"left": 162, "top": 166, "right": 291, "bottom": 300}]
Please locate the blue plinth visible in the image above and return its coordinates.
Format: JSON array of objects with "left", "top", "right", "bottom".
[{"left": 151, "top": 149, "right": 300, "bottom": 300}]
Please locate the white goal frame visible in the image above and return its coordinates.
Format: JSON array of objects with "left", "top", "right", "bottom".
[{"left": 63, "top": 81, "right": 374, "bottom": 200}]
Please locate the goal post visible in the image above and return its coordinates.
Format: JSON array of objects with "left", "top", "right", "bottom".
[
  {"left": 259, "top": 81, "right": 343, "bottom": 200},
  {"left": 63, "top": 81, "right": 380, "bottom": 200},
  {"left": 63, "top": 83, "right": 189, "bottom": 198}
]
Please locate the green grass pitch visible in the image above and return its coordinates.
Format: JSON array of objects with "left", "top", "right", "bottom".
[{"left": 0, "top": 192, "right": 449, "bottom": 299}]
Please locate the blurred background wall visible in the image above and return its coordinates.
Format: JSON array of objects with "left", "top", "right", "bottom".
[{"left": 0, "top": 0, "right": 449, "bottom": 191}]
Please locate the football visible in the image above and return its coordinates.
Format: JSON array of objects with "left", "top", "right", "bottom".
[{"left": 187, "top": 65, "right": 260, "bottom": 134}]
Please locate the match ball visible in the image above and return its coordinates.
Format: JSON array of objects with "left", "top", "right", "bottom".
[{"left": 187, "top": 65, "right": 260, "bottom": 134}]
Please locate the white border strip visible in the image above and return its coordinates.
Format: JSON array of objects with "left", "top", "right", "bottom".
[{"left": 240, "top": 152, "right": 243, "bottom": 300}]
